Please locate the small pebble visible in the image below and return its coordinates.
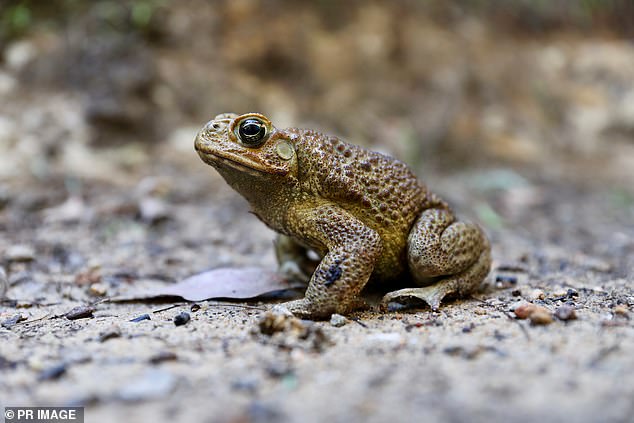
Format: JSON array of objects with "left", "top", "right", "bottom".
[
  {"left": 149, "top": 351, "right": 178, "bottom": 364},
  {"left": 88, "top": 283, "right": 107, "bottom": 296},
  {"left": 462, "top": 323, "right": 475, "bottom": 333},
  {"left": 265, "top": 362, "right": 293, "bottom": 378},
  {"left": 495, "top": 275, "right": 518, "bottom": 288},
  {"left": 1, "top": 313, "right": 26, "bottom": 329},
  {"left": 75, "top": 266, "right": 102, "bottom": 285},
  {"left": 130, "top": 314, "right": 151, "bottom": 322},
  {"left": 514, "top": 303, "right": 553, "bottom": 324},
  {"left": 28, "top": 356, "right": 46, "bottom": 371},
  {"left": 443, "top": 345, "right": 483, "bottom": 360},
  {"left": 529, "top": 307, "right": 553, "bottom": 325},
  {"left": 5, "top": 245, "right": 35, "bottom": 262},
  {"left": 613, "top": 305, "right": 629, "bottom": 317},
  {"left": 256, "top": 311, "right": 300, "bottom": 336},
  {"left": 329, "top": 313, "right": 347, "bottom": 327},
  {"left": 507, "top": 297, "right": 528, "bottom": 310},
  {"left": 554, "top": 304, "right": 577, "bottom": 321},
  {"left": 65, "top": 305, "right": 95, "bottom": 320},
  {"left": 529, "top": 289, "right": 545, "bottom": 300},
  {"left": 6, "top": 40, "right": 36, "bottom": 71},
  {"left": 38, "top": 363, "right": 67, "bottom": 381},
  {"left": 173, "top": 312, "right": 190, "bottom": 326},
  {"left": 514, "top": 303, "right": 536, "bottom": 319},
  {"left": 0, "top": 356, "right": 15, "bottom": 370},
  {"left": 253, "top": 311, "right": 331, "bottom": 351}
]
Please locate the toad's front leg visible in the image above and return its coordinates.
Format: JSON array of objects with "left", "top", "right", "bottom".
[{"left": 280, "top": 204, "right": 383, "bottom": 319}]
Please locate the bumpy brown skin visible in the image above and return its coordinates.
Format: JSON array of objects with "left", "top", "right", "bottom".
[{"left": 195, "top": 113, "right": 491, "bottom": 319}]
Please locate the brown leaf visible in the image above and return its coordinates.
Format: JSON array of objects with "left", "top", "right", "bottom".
[{"left": 111, "top": 267, "right": 304, "bottom": 302}]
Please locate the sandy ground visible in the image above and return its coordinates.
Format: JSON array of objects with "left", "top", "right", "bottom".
[
  {"left": 2, "top": 3, "right": 634, "bottom": 422},
  {"left": 1, "top": 146, "right": 633, "bottom": 423}
]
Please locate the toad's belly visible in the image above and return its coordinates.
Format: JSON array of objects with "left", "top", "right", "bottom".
[{"left": 370, "top": 227, "right": 410, "bottom": 283}]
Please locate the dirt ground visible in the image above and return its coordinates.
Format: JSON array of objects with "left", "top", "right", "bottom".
[
  {"left": 1, "top": 2, "right": 634, "bottom": 422},
  {"left": 1, "top": 146, "right": 633, "bottom": 423}
]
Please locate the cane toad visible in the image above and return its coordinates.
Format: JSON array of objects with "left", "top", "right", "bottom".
[{"left": 195, "top": 113, "right": 491, "bottom": 319}]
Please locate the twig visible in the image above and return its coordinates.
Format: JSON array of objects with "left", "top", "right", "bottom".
[
  {"left": 207, "top": 303, "right": 267, "bottom": 311},
  {"left": 350, "top": 317, "right": 368, "bottom": 328},
  {"left": 152, "top": 304, "right": 184, "bottom": 314},
  {"left": 21, "top": 313, "right": 51, "bottom": 324},
  {"left": 89, "top": 298, "right": 110, "bottom": 307},
  {"left": 0, "top": 299, "right": 61, "bottom": 307}
]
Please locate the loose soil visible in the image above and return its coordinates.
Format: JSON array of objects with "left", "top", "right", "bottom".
[{"left": 1, "top": 150, "right": 632, "bottom": 423}]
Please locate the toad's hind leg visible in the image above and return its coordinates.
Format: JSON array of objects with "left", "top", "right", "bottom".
[{"left": 382, "top": 208, "right": 491, "bottom": 310}]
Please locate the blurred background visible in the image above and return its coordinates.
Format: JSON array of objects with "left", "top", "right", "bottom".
[
  {"left": 1, "top": 0, "right": 633, "bottom": 188},
  {"left": 1, "top": 4, "right": 633, "bottom": 420}
]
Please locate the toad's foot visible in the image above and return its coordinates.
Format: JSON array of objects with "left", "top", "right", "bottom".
[
  {"left": 381, "top": 281, "right": 458, "bottom": 311},
  {"left": 278, "top": 299, "right": 332, "bottom": 320},
  {"left": 279, "top": 297, "right": 369, "bottom": 320},
  {"left": 383, "top": 239, "right": 491, "bottom": 311}
]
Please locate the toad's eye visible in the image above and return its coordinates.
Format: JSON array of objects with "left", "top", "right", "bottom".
[{"left": 237, "top": 118, "right": 268, "bottom": 147}]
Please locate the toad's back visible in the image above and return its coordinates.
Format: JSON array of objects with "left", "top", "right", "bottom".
[{"left": 289, "top": 128, "right": 436, "bottom": 280}]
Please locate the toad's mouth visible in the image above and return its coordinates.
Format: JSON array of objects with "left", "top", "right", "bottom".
[{"left": 197, "top": 150, "right": 265, "bottom": 177}]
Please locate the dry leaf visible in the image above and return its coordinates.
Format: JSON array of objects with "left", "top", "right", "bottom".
[{"left": 111, "top": 267, "right": 304, "bottom": 302}]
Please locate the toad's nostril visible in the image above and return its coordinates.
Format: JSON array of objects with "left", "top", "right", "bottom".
[{"left": 204, "top": 120, "right": 221, "bottom": 132}]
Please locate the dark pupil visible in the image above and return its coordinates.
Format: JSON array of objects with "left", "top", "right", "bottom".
[
  {"left": 239, "top": 119, "right": 265, "bottom": 145},
  {"left": 242, "top": 122, "right": 261, "bottom": 136}
]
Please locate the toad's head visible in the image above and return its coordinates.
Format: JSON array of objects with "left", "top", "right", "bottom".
[{"left": 195, "top": 112, "right": 298, "bottom": 179}]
